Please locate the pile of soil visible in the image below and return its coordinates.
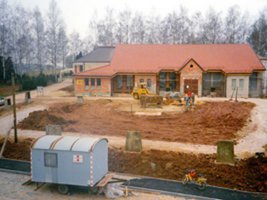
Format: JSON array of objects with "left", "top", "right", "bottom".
[
  {"left": 1, "top": 138, "right": 266, "bottom": 193},
  {"left": 109, "top": 148, "right": 267, "bottom": 192},
  {"left": 18, "top": 110, "right": 76, "bottom": 130},
  {"left": 17, "top": 101, "right": 254, "bottom": 145},
  {"left": 0, "top": 138, "right": 33, "bottom": 161}
]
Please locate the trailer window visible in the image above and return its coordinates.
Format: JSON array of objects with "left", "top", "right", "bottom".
[{"left": 44, "top": 153, "right": 57, "bottom": 168}]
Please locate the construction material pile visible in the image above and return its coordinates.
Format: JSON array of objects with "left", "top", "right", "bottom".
[{"left": 140, "top": 95, "right": 163, "bottom": 108}]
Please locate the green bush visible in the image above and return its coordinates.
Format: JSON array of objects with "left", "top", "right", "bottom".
[{"left": 20, "top": 73, "right": 57, "bottom": 91}]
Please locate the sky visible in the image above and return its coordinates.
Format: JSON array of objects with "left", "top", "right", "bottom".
[{"left": 8, "top": 0, "right": 267, "bottom": 38}]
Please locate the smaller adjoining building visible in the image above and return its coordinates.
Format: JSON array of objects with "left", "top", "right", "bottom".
[
  {"left": 73, "top": 44, "right": 265, "bottom": 98},
  {"left": 73, "top": 46, "right": 115, "bottom": 74}
]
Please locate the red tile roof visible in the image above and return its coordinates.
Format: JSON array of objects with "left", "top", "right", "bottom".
[
  {"left": 74, "top": 65, "right": 115, "bottom": 77},
  {"left": 110, "top": 44, "right": 265, "bottom": 74}
]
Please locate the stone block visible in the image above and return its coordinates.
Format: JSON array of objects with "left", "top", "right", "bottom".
[
  {"left": 45, "top": 124, "right": 62, "bottom": 135},
  {"left": 125, "top": 131, "right": 142, "bottom": 152},
  {"left": 216, "top": 140, "right": 235, "bottom": 165}
]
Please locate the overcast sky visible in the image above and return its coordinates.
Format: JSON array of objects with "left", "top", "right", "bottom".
[{"left": 8, "top": 0, "right": 267, "bottom": 37}]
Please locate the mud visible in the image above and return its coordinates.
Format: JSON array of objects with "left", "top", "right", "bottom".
[
  {"left": 0, "top": 138, "right": 33, "bottom": 161},
  {"left": 0, "top": 138, "right": 266, "bottom": 193},
  {"left": 109, "top": 148, "right": 267, "bottom": 193},
  {"left": 17, "top": 100, "right": 254, "bottom": 145}
]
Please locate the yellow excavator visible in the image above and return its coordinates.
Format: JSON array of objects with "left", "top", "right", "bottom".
[{"left": 131, "top": 83, "right": 150, "bottom": 99}]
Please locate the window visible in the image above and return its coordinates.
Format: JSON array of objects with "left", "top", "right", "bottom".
[
  {"left": 91, "top": 78, "right": 95, "bottom": 87},
  {"left": 79, "top": 65, "right": 83, "bottom": 72},
  {"left": 190, "top": 64, "right": 193, "bottom": 68},
  {"left": 126, "top": 76, "right": 133, "bottom": 90},
  {"left": 249, "top": 72, "right": 258, "bottom": 90},
  {"left": 97, "top": 78, "right": 101, "bottom": 86},
  {"left": 85, "top": 78, "right": 89, "bottom": 86},
  {"left": 159, "top": 72, "right": 166, "bottom": 89},
  {"left": 239, "top": 79, "right": 244, "bottom": 90},
  {"left": 231, "top": 79, "right": 236, "bottom": 90},
  {"left": 117, "top": 76, "right": 122, "bottom": 89},
  {"left": 147, "top": 79, "right": 151, "bottom": 88},
  {"left": 139, "top": 78, "right": 144, "bottom": 83},
  {"left": 169, "top": 72, "right": 176, "bottom": 90},
  {"left": 44, "top": 153, "right": 57, "bottom": 168}
]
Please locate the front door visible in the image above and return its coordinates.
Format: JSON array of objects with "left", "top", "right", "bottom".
[{"left": 184, "top": 79, "right": 198, "bottom": 95}]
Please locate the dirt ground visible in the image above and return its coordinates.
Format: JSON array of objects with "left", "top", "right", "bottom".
[
  {"left": 1, "top": 139, "right": 266, "bottom": 193},
  {"left": 17, "top": 100, "right": 254, "bottom": 145}
]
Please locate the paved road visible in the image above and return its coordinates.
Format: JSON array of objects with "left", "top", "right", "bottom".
[
  {"left": 125, "top": 178, "right": 267, "bottom": 200},
  {"left": 6, "top": 79, "right": 72, "bottom": 105}
]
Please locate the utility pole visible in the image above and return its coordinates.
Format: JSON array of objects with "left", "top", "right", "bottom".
[
  {"left": 12, "top": 73, "right": 18, "bottom": 143},
  {"left": 2, "top": 54, "right": 5, "bottom": 81}
]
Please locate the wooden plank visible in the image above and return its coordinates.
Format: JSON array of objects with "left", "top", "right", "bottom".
[{"left": 96, "top": 173, "right": 114, "bottom": 187}]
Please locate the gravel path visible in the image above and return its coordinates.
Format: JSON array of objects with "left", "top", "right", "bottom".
[
  {"left": 0, "top": 105, "right": 47, "bottom": 134},
  {"left": 5, "top": 79, "right": 72, "bottom": 105},
  {"left": 0, "top": 171, "right": 185, "bottom": 200}
]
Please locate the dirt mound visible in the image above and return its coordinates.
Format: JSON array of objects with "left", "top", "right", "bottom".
[
  {"left": 18, "top": 110, "right": 75, "bottom": 130},
  {"left": 0, "top": 138, "right": 33, "bottom": 161},
  {"left": 18, "top": 101, "right": 254, "bottom": 145},
  {"left": 94, "top": 99, "right": 112, "bottom": 104},
  {"left": 109, "top": 148, "right": 267, "bottom": 192}
]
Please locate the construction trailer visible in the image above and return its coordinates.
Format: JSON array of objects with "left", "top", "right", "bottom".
[{"left": 31, "top": 135, "right": 108, "bottom": 192}]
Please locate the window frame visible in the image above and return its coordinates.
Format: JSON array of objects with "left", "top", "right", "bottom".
[
  {"left": 44, "top": 152, "right": 58, "bottom": 168},
  {"left": 97, "top": 78, "right": 101, "bottom": 87},
  {"left": 239, "top": 78, "right": 244, "bottom": 90},
  {"left": 85, "top": 78, "right": 89, "bottom": 86},
  {"left": 147, "top": 79, "right": 151, "bottom": 88},
  {"left": 91, "top": 78, "right": 95, "bottom": 88},
  {"left": 231, "top": 79, "right": 237, "bottom": 90},
  {"left": 79, "top": 65, "right": 83, "bottom": 72}
]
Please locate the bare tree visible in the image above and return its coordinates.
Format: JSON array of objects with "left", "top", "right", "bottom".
[
  {"left": 58, "top": 25, "right": 68, "bottom": 69},
  {"left": 46, "top": 0, "right": 63, "bottom": 80},
  {"left": 130, "top": 12, "right": 145, "bottom": 44},
  {"left": 32, "top": 6, "right": 46, "bottom": 72},
  {"left": 224, "top": 6, "right": 250, "bottom": 43},
  {"left": 248, "top": 10, "right": 267, "bottom": 56},
  {"left": 145, "top": 14, "right": 161, "bottom": 44},
  {"left": 69, "top": 31, "right": 82, "bottom": 62},
  {"left": 10, "top": 5, "right": 33, "bottom": 72},
  {"left": 0, "top": 0, "right": 11, "bottom": 79},
  {"left": 199, "top": 8, "right": 223, "bottom": 44},
  {"left": 116, "top": 9, "right": 132, "bottom": 44}
]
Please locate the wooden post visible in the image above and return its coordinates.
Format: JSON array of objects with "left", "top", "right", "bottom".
[
  {"left": 12, "top": 73, "right": 18, "bottom": 143},
  {"left": 235, "top": 87, "right": 238, "bottom": 102}
]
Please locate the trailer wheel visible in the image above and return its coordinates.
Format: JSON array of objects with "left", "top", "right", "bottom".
[{"left": 57, "top": 185, "right": 69, "bottom": 195}]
